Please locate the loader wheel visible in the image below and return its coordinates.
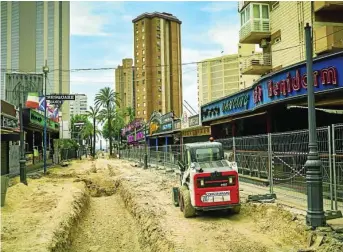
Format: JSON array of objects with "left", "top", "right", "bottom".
[
  {"left": 181, "top": 188, "right": 196, "bottom": 218},
  {"left": 231, "top": 205, "right": 241, "bottom": 214},
  {"left": 172, "top": 187, "right": 179, "bottom": 207},
  {"left": 179, "top": 186, "right": 187, "bottom": 212}
]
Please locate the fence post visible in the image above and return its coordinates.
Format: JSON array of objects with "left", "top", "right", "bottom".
[
  {"left": 268, "top": 133, "right": 274, "bottom": 194},
  {"left": 232, "top": 137, "right": 236, "bottom": 162},
  {"left": 332, "top": 124, "right": 338, "bottom": 210},
  {"left": 328, "top": 126, "right": 334, "bottom": 210}
]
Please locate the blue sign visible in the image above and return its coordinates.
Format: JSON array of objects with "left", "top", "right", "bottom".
[
  {"left": 201, "top": 52, "right": 343, "bottom": 122},
  {"left": 161, "top": 122, "right": 173, "bottom": 132}
]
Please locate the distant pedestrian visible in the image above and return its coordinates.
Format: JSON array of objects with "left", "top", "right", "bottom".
[{"left": 209, "top": 137, "right": 214, "bottom": 142}]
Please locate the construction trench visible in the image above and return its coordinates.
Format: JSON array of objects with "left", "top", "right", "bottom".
[{"left": 1, "top": 159, "right": 343, "bottom": 252}]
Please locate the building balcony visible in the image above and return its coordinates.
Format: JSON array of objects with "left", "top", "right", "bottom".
[
  {"left": 239, "top": 18, "right": 271, "bottom": 44},
  {"left": 314, "top": 25, "right": 343, "bottom": 54},
  {"left": 238, "top": 1, "right": 251, "bottom": 12},
  {"left": 240, "top": 53, "right": 272, "bottom": 75},
  {"left": 314, "top": 1, "right": 343, "bottom": 12}
]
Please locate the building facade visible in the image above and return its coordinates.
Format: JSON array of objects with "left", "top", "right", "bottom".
[
  {"left": 1, "top": 1, "right": 70, "bottom": 121},
  {"left": 132, "top": 12, "right": 183, "bottom": 121},
  {"left": 70, "top": 94, "right": 88, "bottom": 118},
  {"left": 238, "top": 1, "right": 343, "bottom": 76},
  {"left": 115, "top": 58, "right": 134, "bottom": 121},
  {"left": 197, "top": 44, "right": 260, "bottom": 106}
]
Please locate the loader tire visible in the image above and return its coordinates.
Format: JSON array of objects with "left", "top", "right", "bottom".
[
  {"left": 172, "top": 187, "right": 179, "bottom": 207},
  {"left": 181, "top": 188, "right": 196, "bottom": 218}
]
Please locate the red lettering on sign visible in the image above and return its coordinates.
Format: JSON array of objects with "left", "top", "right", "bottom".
[
  {"left": 253, "top": 85, "right": 263, "bottom": 104},
  {"left": 268, "top": 66, "right": 338, "bottom": 98}
]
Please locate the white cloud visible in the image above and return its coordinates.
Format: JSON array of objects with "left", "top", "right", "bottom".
[
  {"left": 208, "top": 22, "right": 240, "bottom": 54},
  {"left": 70, "top": 2, "right": 111, "bottom": 36},
  {"left": 201, "top": 2, "right": 238, "bottom": 12}
]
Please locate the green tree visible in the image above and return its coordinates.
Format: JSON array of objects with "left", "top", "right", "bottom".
[
  {"left": 85, "top": 106, "right": 100, "bottom": 158},
  {"left": 125, "top": 106, "right": 135, "bottom": 123},
  {"left": 95, "top": 87, "right": 120, "bottom": 156}
]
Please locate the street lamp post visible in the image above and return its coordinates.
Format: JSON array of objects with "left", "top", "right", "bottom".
[
  {"left": 43, "top": 60, "right": 49, "bottom": 174},
  {"left": 19, "top": 96, "right": 27, "bottom": 185},
  {"left": 304, "top": 23, "right": 326, "bottom": 228},
  {"left": 144, "top": 121, "right": 149, "bottom": 169}
]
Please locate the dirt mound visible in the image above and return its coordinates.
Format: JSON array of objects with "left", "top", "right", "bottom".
[
  {"left": 74, "top": 176, "right": 117, "bottom": 197},
  {"left": 1, "top": 178, "right": 89, "bottom": 252}
]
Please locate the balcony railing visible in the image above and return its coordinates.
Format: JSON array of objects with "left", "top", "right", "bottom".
[
  {"left": 239, "top": 18, "right": 271, "bottom": 44},
  {"left": 314, "top": 25, "right": 343, "bottom": 54},
  {"left": 240, "top": 53, "right": 272, "bottom": 75}
]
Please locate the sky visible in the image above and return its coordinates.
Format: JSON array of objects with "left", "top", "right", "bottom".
[{"left": 70, "top": 0, "right": 242, "bottom": 114}]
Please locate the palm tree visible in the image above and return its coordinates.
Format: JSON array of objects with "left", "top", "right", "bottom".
[
  {"left": 126, "top": 107, "right": 135, "bottom": 123},
  {"left": 95, "top": 87, "right": 120, "bottom": 156},
  {"left": 85, "top": 105, "right": 100, "bottom": 158}
]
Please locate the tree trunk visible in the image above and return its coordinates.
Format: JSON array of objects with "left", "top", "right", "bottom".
[
  {"left": 93, "top": 118, "right": 96, "bottom": 158},
  {"left": 108, "top": 106, "right": 113, "bottom": 156}
]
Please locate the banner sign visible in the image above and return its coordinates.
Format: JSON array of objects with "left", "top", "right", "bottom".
[
  {"left": 182, "top": 127, "right": 211, "bottom": 137},
  {"left": 174, "top": 119, "right": 181, "bottom": 130},
  {"left": 188, "top": 114, "right": 200, "bottom": 127},
  {"left": 201, "top": 52, "right": 343, "bottom": 122},
  {"left": 29, "top": 109, "right": 59, "bottom": 130}
]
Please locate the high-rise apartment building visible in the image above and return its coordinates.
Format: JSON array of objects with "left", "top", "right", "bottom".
[
  {"left": 197, "top": 44, "right": 260, "bottom": 106},
  {"left": 238, "top": 1, "right": 343, "bottom": 76},
  {"left": 0, "top": 1, "right": 70, "bottom": 121},
  {"left": 132, "top": 12, "right": 182, "bottom": 121},
  {"left": 115, "top": 58, "right": 134, "bottom": 122},
  {"left": 70, "top": 94, "right": 87, "bottom": 118}
]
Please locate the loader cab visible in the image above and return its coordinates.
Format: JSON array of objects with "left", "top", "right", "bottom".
[{"left": 179, "top": 142, "right": 225, "bottom": 172}]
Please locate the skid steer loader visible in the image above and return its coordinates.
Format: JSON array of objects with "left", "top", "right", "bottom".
[{"left": 172, "top": 142, "right": 241, "bottom": 218}]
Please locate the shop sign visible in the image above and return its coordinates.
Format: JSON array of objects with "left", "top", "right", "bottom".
[
  {"left": 161, "top": 122, "right": 173, "bottom": 132},
  {"left": 161, "top": 111, "right": 174, "bottom": 123},
  {"left": 1, "top": 114, "right": 18, "bottom": 130},
  {"left": 127, "top": 131, "right": 145, "bottom": 143},
  {"left": 188, "top": 115, "right": 200, "bottom": 127},
  {"left": 174, "top": 120, "right": 181, "bottom": 130},
  {"left": 29, "top": 110, "right": 59, "bottom": 130},
  {"left": 201, "top": 53, "right": 343, "bottom": 122},
  {"left": 182, "top": 127, "right": 211, "bottom": 137}
]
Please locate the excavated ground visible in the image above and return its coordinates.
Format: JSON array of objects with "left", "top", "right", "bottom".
[{"left": 2, "top": 158, "right": 342, "bottom": 252}]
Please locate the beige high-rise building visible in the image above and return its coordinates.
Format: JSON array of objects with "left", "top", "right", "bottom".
[
  {"left": 132, "top": 12, "right": 182, "bottom": 121},
  {"left": 115, "top": 58, "right": 134, "bottom": 123},
  {"left": 197, "top": 44, "right": 260, "bottom": 106},
  {"left": 238, "top": 1, "right": 343, "bottom": 76},
  {"left": 0, "top": 1, "right": 70, "bottom": 121}
]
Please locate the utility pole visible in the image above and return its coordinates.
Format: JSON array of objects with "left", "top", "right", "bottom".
[
  {"left": 19, "top": 94, "right": 27, "bottom": 185},
  {"left": 304, "top": 23, "right": 326, "bottom": 228},
  {"left": 144, "top": 121, "right": 148, "bottom": 169},
  {"left": 43, "top": 60, "right": 49, "bottom": 174}
]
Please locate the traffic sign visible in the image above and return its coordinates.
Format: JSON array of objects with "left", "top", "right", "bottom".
[{"left": 46, "top": 94, "right": 76, "bottom": 100}]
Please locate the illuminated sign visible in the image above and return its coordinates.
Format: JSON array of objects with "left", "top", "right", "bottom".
[{"left": 201, "top": 52, "right": 343, "bottom": 122}]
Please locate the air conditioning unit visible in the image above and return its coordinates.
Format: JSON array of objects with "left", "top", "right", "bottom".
[{"left": 260, "top": 38, "right": 269, "bottom": 48}]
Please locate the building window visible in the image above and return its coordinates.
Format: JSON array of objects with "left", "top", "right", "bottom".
[
  {"left": 143, "top": 95, "right": 146, "bottom": 99},
  {"left": 158, "top": 71, "right": 161, "bottom": 74},
  {"left": 141, "top": 20, "right": 144, "bottom": 25},
  {"left": 143, "top": 102, "right": 146, "bottom": 107},
  {"left": 138, "top": 111, "right": 141, "bottom": 115},
  {"left": 157, "top": 56, "right": 160, "bottom": 59},
  {"left": 142, "top": 72, "right": 145, "bottom": 76},
  {"left": 142, "top": 28, "right": 145, "bottom": 32},
  {"left": 138, "top": 104, "right": 140, "bottom": 107},
  {"left": 142, "top": 65, "right": 145, "bottom": 70},
  {"left": 142, "top": 57, "right": 145, "bottom": 62},
  {"left": 143, "top": 110, "right": 146, "bottom": 115},
  {"left": 142, "top": 35, "right": 145, "bottom": 40},
  {"left": 142, "top": 50, "right": 145, "bottom": 55},
  {"left": 143, "top": 87, "right": 146, "bottom": 91},
  {"left": 143, "top": 80, "right": 145, "bottom": 84},
  {"left": 136, "top": 37, "right": 138, "bottom": 42},
  {"left": 158, "top": 79, "right": 161, "bottom": 82}
]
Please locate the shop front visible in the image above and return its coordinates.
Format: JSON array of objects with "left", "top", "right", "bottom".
[
  {"left": 23, "top": 108, "right": 59, "bottom": 164},
  {"left": 1, "top": 100, "right": 20, "bottom": 175},
  {"left": 148, "top": 111, "right": 179, "bottom": 150},
  {"left": 181, "top": 114, "right": 211, "bottom": 143},
  {"left": 201, "top": 51, "right": 343, "bottom": 137}
]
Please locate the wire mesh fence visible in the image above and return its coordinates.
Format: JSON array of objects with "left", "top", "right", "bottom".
[{"left": 121, "top": 123, "right": 343, "bottom": 212}]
